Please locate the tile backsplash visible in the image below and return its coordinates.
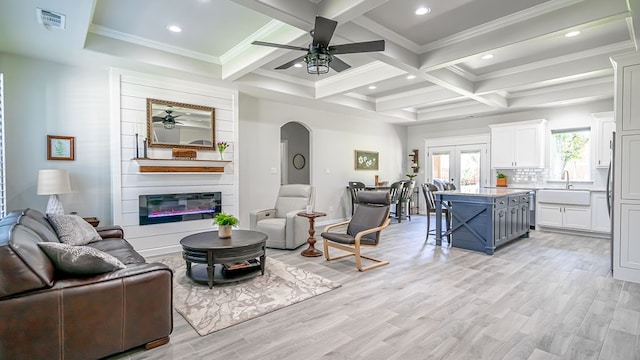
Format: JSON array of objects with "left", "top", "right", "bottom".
[{"left": 494, "top": 168, "right": 607, "bottom": 189}]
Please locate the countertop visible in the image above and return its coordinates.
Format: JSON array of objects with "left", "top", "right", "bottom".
[
  {"left": 436, "top": 188, "right": 530, "bottom": 197},
  {"left": 484, "top": 186, "right": 606, "bottom": 192}
]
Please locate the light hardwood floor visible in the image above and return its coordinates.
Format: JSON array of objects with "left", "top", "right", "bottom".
[{"left": 109, "top": 215, "right": 640, "bottom": 360}]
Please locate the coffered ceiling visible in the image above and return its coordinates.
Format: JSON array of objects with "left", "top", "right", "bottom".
[{"left": 1, "top": 0, "right": 639, "bottom": 124}]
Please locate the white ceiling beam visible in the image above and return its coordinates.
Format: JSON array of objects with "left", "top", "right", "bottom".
[
  {"left": 627, "top": 0, "right": 640, "bottom": 49},
  {"left": 315, "top": 61, "right": 405, "bottom": 99},
  {"left": 323, "top": 95, "right": 419, "bottom": 122},
  {"left": 375, "top": 86, "right": 461, "bottom": 112},
  {"left": 419, "top": 0, "right": 630, "bottom": 71},
  {"left": 416, "top": 102, "right": 497, "bottom": 122},
  {"left": 317, "top": 0, "right": 391, "bottom": 24},
  {"left": 228, "top": 0, "right": 317, "bottom": 29},
  {"left": 424, "top": 69, "right": 508, "bottom": 108},
  {"left": 332, "top": 22, "right": 508, "bottom": 109},
  {"left": 509, "top": 80, "right": 613, "bottom": 107},
  {"left": 475, "top": 54, "right": 616, "bottom": 93},
  {"left": 221, "top": 21, "right": 306, "bottom": 81}
]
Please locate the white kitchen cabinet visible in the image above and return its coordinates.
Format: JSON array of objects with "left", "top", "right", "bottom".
[
  {"left": 593, "top": 112, "right": 615, "bottom": 168},
  {"left": 490, "top": 119, "right": 546, "bottom": 168},
  {"left": 537, "top": 203, "right": 591, "bottom": 230},
  {"left": 590, "top": 192, "right": 611, "bottom": 233},
  {"left": 622, "top": 64, "right": 640, "bottom": 132},
  {"left": 611, "top": 52, "right": 640, "bottom": 283},
  {"left": 621, "top": 134, "right": 640, "bottom": 200},
  {"left": 619, "top": 204, "right": 640, "bottom": 272}
]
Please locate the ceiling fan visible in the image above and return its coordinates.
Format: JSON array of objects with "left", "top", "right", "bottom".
[
  {"left": 152, "top": 109, "right": 182, "bottom": 129},
  {"left": 252, "top": 16, "right": 385, "bottom": 75}
]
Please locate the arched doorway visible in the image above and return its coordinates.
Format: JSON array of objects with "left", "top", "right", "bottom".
[{"left": 280, "top": 122, "right": 310, "bottom": 185}]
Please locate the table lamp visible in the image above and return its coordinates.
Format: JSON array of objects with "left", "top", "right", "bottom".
[{"left": 37, "top": 169, "right": 72, "bottom": 215}]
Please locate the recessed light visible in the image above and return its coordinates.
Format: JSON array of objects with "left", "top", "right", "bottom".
[
  {"left": 406, "top": 75, "right": 416, "bottom": 80},
  {"left": 481, "top": 54, "right": 494, "bottom": 60},
  {"left": 415, "top": 7, "right": 431, "bottom": 15},
  {"left": 294, "top": 63, "right": 303, "bottom": 68},
  {"left": 167, "top": 25, "right": 182, "bottom": 33},
  {"left": 368, "top": 85, "right": 377, "bottom": 90},
  {"left": 565, "top": 30, "right": 581, "bottom": 38}
]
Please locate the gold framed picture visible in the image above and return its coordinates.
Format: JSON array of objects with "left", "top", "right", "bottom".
[
  {"left": 47, "top": 135, "right": 75, "bottom": 161},
  {"left": 354, "top": 150, "right": 378, "bottom": 170}
]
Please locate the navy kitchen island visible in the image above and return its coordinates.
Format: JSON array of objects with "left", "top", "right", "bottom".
[{"left": 435, "top": 188, "right": 531, "bottom": 255}]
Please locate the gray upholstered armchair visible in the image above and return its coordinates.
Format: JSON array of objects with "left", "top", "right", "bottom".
[{"left": 249, "top": 184, "right": 316, "bottom": 249}]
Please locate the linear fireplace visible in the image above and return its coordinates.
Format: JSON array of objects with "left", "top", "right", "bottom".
[{"left": 139, "top": 192, "right": 221, "bottom": 226}]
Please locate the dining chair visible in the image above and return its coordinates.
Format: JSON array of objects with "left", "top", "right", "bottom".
[
  {"left": 421, "top": 183, "right": 452, "bottom": 245},
  {"left": 397, "top": 180, "right": 416, "bottom": 222},
  {"left": 388, "top": 181, "right": 404, "bottom": 221},
  {"left": 348, "top": 181, "right": 366, "bottom": 216}
]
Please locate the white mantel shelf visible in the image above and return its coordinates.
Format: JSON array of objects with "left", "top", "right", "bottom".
[{"left": 133, "top": 158, "right": 231, "bottom": 173}]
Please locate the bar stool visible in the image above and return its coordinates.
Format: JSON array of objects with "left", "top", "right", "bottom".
[{"left": 421, "top": 183, "right": 452, "bottom": 245}]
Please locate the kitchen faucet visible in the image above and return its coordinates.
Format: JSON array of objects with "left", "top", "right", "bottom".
[{"left": 562, "top": 170, "right": 572, "bottom": 189}]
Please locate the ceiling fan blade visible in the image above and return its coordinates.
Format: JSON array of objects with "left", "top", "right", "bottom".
[
  {"left": 329, "top": 56, "right": 351, "bottom": 72},
  {"left": 275, "top": 56, "right": 306, "bottom": 70},
  {"left": 312, "top": 16, "right": 337, "bottom": 48},
  {"left": 251, "top": 41, "right": 307, "bottom": 51},
  {"left": 329, "top": 40, "right": 385, "bottom": 54},
  {"left": 152, "top": 117, "right": 163, "bottom": 122}
]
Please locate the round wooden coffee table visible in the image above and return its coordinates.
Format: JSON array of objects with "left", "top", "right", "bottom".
[{"left": 180, "top": 230, "right": 267, "bottom": 288}]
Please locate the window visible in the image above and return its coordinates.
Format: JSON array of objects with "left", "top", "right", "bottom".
[{"left": 550, "top": 127, "right": 591, "bottom": 181}]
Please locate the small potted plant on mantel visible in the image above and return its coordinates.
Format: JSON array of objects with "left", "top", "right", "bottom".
[
  {"left": 213, "top": 213, "right": 239, "bottom": 238},
  {"left": 496, "top": 172, "right": 508, "bottom": 187}
]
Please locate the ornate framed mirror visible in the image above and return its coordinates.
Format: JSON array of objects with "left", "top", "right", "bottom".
[{"left": 146, "top": 98, "right": 215, "bottom": 150}]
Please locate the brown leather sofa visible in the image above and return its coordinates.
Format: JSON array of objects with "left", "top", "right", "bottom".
[{"left": 0, "top": 209, "right": 173, "bottom": 360}]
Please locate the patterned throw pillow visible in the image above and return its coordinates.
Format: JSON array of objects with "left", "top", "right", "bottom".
[
  {"left": 47, "top": 214, "right": 102, "bottom": 245},
  {"left": 38, "top": 242, "right": 126, "bottom": 275}
]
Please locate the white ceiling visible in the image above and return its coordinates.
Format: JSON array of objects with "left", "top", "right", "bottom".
[{"left": 1, "top": 0, "right": 639, "bottom": 124}]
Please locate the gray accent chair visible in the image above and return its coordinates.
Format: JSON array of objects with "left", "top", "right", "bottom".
[
  {"left": 250, "top": 184, "right": 316, "bottom": 249},
  {"left": 321, "top": 191, "right": 391, "bottom": 271}
]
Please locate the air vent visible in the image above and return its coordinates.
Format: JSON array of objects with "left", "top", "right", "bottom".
[{"left": 36, "top": 8, "right": 66, "bottom": 29}]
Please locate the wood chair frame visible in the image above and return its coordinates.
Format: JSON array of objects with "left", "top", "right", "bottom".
[{"left": 322, "top": 217, "right": 391, "bottom": 271}]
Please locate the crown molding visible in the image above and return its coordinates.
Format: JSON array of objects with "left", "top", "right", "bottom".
[{"left": 88, "top": 24, "right": 220, "bottom": 64}]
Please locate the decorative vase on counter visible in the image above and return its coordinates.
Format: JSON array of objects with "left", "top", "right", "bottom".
[{"left": 218, "top": 225, "right": 232, "bottom": 238}]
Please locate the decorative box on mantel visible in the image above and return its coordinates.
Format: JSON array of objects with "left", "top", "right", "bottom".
[{"left": 132, "top": 158, "right": 231, "bottom": 173}]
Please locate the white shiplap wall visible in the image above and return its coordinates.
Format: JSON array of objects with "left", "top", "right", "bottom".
[{"left": 109, "top": 69, "right": 239, "bottom": 256}]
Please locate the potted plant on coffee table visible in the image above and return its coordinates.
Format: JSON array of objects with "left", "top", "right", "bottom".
[
  {"left": 496, "top": 172, "right": 507, "bottom": 187},
  {"left": 213, "top": 213, "right": 238, "bottom": 238}
]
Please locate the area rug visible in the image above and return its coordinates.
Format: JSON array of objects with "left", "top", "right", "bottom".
[{"left": 153, "top": 253, "right": 341, "bottom": 336}]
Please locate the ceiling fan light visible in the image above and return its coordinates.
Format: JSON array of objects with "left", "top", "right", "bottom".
[
  {"left": 306, "top": 53, "right": 331, "bottom": 75},
  {"left": 163, "top": 122, "right": 176, "bottom": 130}
]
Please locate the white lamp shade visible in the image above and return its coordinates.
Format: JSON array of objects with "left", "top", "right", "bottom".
[{"left": 37, "top": 169, "right": 72, "bottom": 195}]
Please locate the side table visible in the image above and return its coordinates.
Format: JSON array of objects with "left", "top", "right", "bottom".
[{"left": 297, "top": 211, "right": 326, "bottom": 257}]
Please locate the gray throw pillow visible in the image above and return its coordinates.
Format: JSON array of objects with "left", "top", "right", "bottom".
[
  {"left": 38, "top": 242, "right": 126, "bottom": 275},
  {"left": 47, "top": 214, "right": 102, "bottom": 245}
]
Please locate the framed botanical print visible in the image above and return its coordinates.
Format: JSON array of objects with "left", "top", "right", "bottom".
[
  {"left": 354, "top": 150, "right": 378, "bottom": 170},
  {"left": 47, "top": 135, "right": 75, "bottom": 161}
]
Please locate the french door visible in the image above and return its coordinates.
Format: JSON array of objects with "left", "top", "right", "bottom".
[{"left": 427, "top": 144, "right": 488, "bottom": 192}]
